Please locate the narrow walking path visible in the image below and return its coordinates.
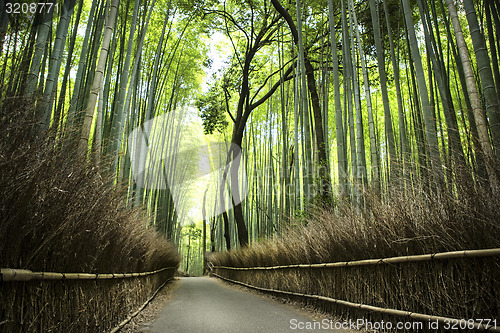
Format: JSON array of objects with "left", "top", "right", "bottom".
[{"left": 145, "top": 277, "right": 353, "bottom": 332}]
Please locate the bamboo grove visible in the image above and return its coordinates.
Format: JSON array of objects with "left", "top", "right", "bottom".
[{"left": 1, "top": 0, "right": 499, "bottom": 263}]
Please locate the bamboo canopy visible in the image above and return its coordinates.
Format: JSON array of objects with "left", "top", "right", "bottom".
[
  {"left": 212, "top": 248, "right": 500, "bottom": 270},
  {"left": 0, "top": 267, "right": 177, "bottom": 282}
]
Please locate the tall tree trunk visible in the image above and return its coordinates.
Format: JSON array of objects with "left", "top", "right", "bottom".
[
  {"left": 485, "top": 0, "right": 500, "bottom": 97},
  {"left": 383, "top": 1, "right": 409, "bottom": 177},
  {"left": 349, "top": 0, "right": 367, "bottom": 195},
  {"left": 25, "top": 9, "right": 54, "bottom": 101},
  {"left": 342, "top": 0, "right": 356, "bottom": 201},
  {"left": 439, "top": 0, "right": 486, "bottom": 181},
  {"left": 463, "top": 0, "right": 500, "bottom": 160},
  {"left": 67, "top": 0, "right": 98, "bottom": 126},
  {"left": 270, "top": 0, "right": 330, "bottom": 201},
  {"left": 369, "top": 0, "right": 398, "bottom": 181},
  {"left": 293, "top": 64, "right": 301, "bottom": 209},
  {"left": 304, "top": 58, "right": 332, "bottom": 199},
  {"left": 418, "top": 0, "right": 467, "bottom": 174},
  {"left": 108, "top": 0, "right": 141, "bottom": 165},
  {"left": 446, "top": 0, "right": 499, "bottom": 188},
  {"left": 202, "top": 188, "right": 208, "bottom": 274},
  {"left": 402, "top": 0, "right": 443, "bottom": 188},
  {"left": 294, "top": 0, "right": 313, "bottom": 202},
  {"left": 279, "top": 28, "right": 291, "bottom": 219},
  {"left": 38, "top": 0, "right": 75, "bottom": 132},
  {"left": 227, "top": 134, "right": 248, "bottom": 247},
  {"left": 55, "top": 0, "right": 83, "bottom": 133},
  {"left": 328, "top": 0, "right": 347, "bottom": 201},
  {"left": 352, "top": 1, "right": 378, "bottom": 195},
  {"left": 186, "top": 232, "right": 191, "bottom": 273},
  {"left": 215, "top": 1, "right": 296, "bottom": 247},
  {"left": 78, "top": 0, "right": 120, "bottom": 156},
  {"left": 210, "top": 216, "right": 216, "bottom": 252},
  {"left": 407, "top": 42, "right": 429, "bottom": 189}
]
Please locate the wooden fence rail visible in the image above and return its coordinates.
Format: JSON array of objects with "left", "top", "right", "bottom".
[
  {"left": 0, "top": 266, "right": 177, "bottom": 282},
  {"left": 211, "top": 248, "right": 500, "bottom": 332},
  {"left": 212, "top": 273, "right": 500, "bottom": 332},
  {"left": 212, "top": 248, "right": 500, "bottom": 271}
]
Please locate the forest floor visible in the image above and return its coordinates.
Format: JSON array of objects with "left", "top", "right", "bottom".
[{"left": 120, "top": 276, "right": 362, "bottom": 332}]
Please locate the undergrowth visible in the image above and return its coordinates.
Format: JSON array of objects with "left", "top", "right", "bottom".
[
  {"left": 210, "top": 166, "right": 500, "bottom": 330},
  {"left": 0, "top": 103, "right": 180, "bottom": 332},
  {"left": 211, "top": 178, "right": 500, "bottom": 267}
]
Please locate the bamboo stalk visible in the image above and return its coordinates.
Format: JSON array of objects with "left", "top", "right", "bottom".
[
  {"left": 213, "top": 273, "right": 500, "bottom": 332},
  {"left": 0, "top": 267, "right": 177, "bottom": 282},
  {"left": 212, "top": 248, "right": 500, "bottom": 271}
]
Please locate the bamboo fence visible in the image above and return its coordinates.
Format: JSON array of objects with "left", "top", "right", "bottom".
[
  {"left": 1, "top": 266, "right": 178, "bottom": 332},
  {"left": 0, "top": 266, "right": 177, "bottom": 282},
  {"left": 109, "top": 276, "right": 174, "bottom": 333},
  {"left": 211, "top": 248, "right": 500, "bottom": 332},
  {"left": 212, "top": 248, "right": 500, "bottom": 270}
]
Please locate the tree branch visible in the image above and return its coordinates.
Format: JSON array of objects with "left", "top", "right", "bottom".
[
  {"left": 270, "top": 0, "right": 298, "bottom": 44},
  {"left": 223, "top": 85, "right": 236, "bottom": 123},
  {"left": 250, "top": 57, "right": 296, "bottom": 104},
  {"left": 249, "top": 64, "right": 295, "bottom": 112}
]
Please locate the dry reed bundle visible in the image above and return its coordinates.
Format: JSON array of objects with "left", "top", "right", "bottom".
[
  {"left": 210, "top": 169, "right": 500, "bottom": 331},
  {"left": 0, "top": 104, "right": 180, "bottom": 332}
]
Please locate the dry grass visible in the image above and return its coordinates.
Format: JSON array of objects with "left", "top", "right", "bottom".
[
  {"left": 210, "top": 168, "right": 500, "bottom": 329},
  {"left": 0, "top": 104, "right": 180, "bottom": 332}
]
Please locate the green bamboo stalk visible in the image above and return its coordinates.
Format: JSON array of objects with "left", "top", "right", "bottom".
[
  {"left": 463, "top": 0, "right": 500, "bottom": 160},
  {"left": 351, "top": 2, "right": 378, "bottom": 196},
  {"left": 402, "top": 0, "right": 443, "bottom": 188},
  {"left": 327, "top": 0, "right": 347, "bottom": 201},
  {"left": 369, "top": 0, "right": 398, "bottom": 181},
  {"left": 79, "top": 0, "right": 120, "bottom": 156}
]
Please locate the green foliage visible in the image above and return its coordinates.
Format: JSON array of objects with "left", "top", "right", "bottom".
[
  {"left": 292, "top": 209, "right": 311, "bottom": 226},
  {"left": 182, "top": 223, "right": 202, "bottom": 240},
  {"left": 196, "top": 81, "right": 229, "bottom": 135},
  {"left": 180, "top": 223, "right": 204, "bottom": 276}
]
